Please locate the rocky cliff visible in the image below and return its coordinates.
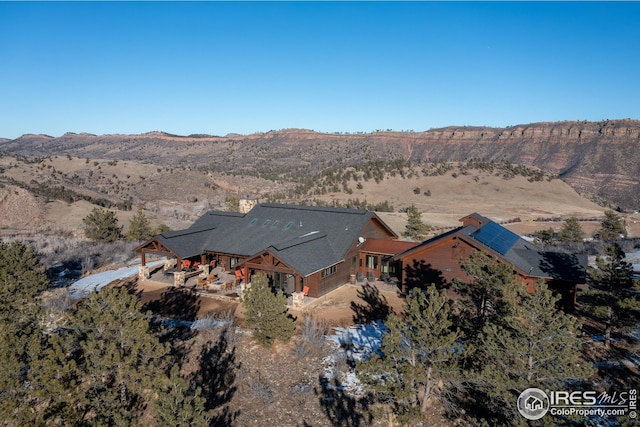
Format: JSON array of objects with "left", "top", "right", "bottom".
[{"left": 2, "top": 120, "right": 639, "bottom": 210}]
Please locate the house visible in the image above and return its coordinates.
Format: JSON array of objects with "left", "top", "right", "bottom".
[
  {"left": 394, "top": 213, "right": 587, "bottom": 311},
  {"left": 135, "top": 203, "right": 417, "bottom": 298}
]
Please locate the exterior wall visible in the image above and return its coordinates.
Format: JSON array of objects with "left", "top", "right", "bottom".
[
  {"left": 460, "top": 214, "right": 484, "bottom": 229},
  {"left": 359, "top": 252, "right": 379, "bottom": 281},
  {"left": 400, "top": 235, "right": 478, "bottom": 289},
  {"left": 399, "top": 234, "right": 577, "bottom": 311},
  {"left": 360, "top": 218, "right": 398, "bottom": 240},
  {"left": 304, "top": 273, "right": 320, "bottom": 298},
  {"left": 315, "top": 241, "right": 361, "bottom": 297},
  {"left": 315, "top": 217, "right": 396, "bottom": 297},
  {"left": 359, "top": 252, "right": 397, "bottom": 281}
]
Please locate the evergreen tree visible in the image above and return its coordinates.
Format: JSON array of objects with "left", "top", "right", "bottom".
[
  {"left": 64, "top": 286, "right": 169, "bottom": 425},
  {"left": 467, "top": 282, "right": 592, "bottom": 425},
  {"left": 126, "top": 205, "right": 154, "bottom": 241},
  {"left": 242, "top": 272, "right": 296, "bottom": 347},
  {"left": 28, "top": 332, "right": 81, "bottom": 425},
  {"left": 82, "top": 207, "right": 123, "bottom": 242},
  {"left": 153, "top": 364, "right": 212, "bottom": 427},
  {"left": 403, "top": 204, "right": 430, "bottom": 241},
  {"left": 453, "top": 250, "right": 518, "bottom": 334},
  {"left": 598, "top": 210, "right": 627, "bottom": 241},
  {"left": 0, "top": 240, "right": 49, "bottom": 423},
  {"left": 557, "top": 216, "right": 584, "bottom": 243},
  {"left": 356, "top": 285, "right": 460, "bottom": 424},
  {"left": 531, "top": 227, "right": 555, "bottom": 246},
  {"left": 583, "top": 243, "right": 639, "bottom": 348}
]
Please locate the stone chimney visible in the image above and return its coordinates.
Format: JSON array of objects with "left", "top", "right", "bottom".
[{"left": 239, "top": 196, "right": 258, "bottom": 213}]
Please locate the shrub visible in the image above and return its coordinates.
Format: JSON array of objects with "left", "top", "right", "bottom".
[{"left": 242, "top": 273, "right": 296, "bottom": 347}]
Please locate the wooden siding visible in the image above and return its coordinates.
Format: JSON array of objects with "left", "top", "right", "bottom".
[
  {"left": 316, "top": 242, "right": 360, "bottom": 297},
  {"left": 398, "top": 233, "right": 577, "bottom": 311},
  {"left": 315, "top": 217, "right": 397, "bottom": 297},
  {"left": 400, "top": 235, "right": 479, "bottom": 289},
  {"left": 360, "top": 217, "right": 398, "bottom": 240}
]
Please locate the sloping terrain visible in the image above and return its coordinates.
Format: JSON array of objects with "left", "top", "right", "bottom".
[{"left": 2, "top": 119, "right": 639, "bottom": 210}]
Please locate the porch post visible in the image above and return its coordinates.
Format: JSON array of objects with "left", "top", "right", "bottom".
[{"left": 141, "top": 252, "right": 146, "bottom": 267}]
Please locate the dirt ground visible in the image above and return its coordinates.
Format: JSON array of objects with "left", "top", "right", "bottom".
[
  {"left": 118, "top": 278, "right": 415, "bottom": 426},
  {"left": 128, "top": 278, "right": 407, "bottom": 328}
]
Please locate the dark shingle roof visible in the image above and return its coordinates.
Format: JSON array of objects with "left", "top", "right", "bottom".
[{"left": 153, "top": 203, "right": 392, "bottom": 277}]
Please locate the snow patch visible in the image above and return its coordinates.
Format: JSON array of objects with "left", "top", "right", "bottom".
[
  {"left": 68, "top": 260, "right": 163, "bottom": 300},
  {"left": 322, "top": 322, "right": 388, "bottom": 395}
]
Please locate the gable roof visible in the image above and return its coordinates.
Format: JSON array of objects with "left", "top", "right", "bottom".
[
  {"left": 397, "top": 213, "right": 587, "bottom": 283},
  {"left": 143, "top": 203, "right": 396, "bottom": 277}
]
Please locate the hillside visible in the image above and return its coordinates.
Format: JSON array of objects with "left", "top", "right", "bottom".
[{"left": 2, "top": 120, "right": 639, "bottom": 211}]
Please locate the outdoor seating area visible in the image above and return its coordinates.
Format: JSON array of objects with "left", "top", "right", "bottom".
[{"left": 145, "top": 261, "right": 241, "bottom": 297}]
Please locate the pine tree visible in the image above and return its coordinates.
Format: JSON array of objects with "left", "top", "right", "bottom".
[
  {"left": 467, "top": 282, "right": 592, "bottom": 425},
  {"left": 356, "top": 285, "right": 460, "bottom": 424},
  {"left": 557, "top": 216, "right": 584, "bottom": 243},
  {"left": 153, "top": 364, "right": 212, "bottom": 427},
  {"left": 403, "top": 204, "right": 430, "bottom": 241},
  {"left": 531, "top": 227, "right": 555, "bottom": 246},
  {"left": 0, "top": 240, "right": 49, "bottom": 422},
  {"left": 28, "top": 332, "right": 81, "bottom": 425},
  {"left": 242, "top": 272, "right": 296, "bottom": 347},
  {"left": 64, "top": 286, "right": 169, "bottom": 425},
  {"left": 126, "top": 205, "right": 154, "bottom": 241},
  {"left": 598, "top": 210, "right": 627, "bottom": 241},
  {"left": 82, "top": 207, "right": 123, "bottom": 242},
  {"left": 454, "top": 250, "right": 518, "bottom": 334},
  {"left": 582, "top": 243, "right": 639, "bottom": 348}
]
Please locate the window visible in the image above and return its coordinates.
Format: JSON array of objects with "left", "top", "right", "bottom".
[
  {"left": 230, "top": 257, "right": 239, "bottom": 268},
  {"left": 322, "top": 265, "right": 337, "bottom": 278},
  {"left": 284, "top": 221, "right": 294, "bottom": 230},
  {"left": 262, "top": 219, "right": 271, "bottom": 227},
  {"left": 366, "top": 255, "right": 378, "bottom": 270}
]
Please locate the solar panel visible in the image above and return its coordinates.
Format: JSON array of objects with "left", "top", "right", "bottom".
[{"left": 472, "top": 222, "right": 520, "bottom": 255}]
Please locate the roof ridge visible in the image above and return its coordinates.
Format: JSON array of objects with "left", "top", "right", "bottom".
[{"left": 259, "top": 203, "right": 368, "bottom": 215}]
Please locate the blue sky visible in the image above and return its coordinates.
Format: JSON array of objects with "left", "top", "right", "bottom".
[{"left": 1, "top": 1, "right": 639, "bottom": 139}]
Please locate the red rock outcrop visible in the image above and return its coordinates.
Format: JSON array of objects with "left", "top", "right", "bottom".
[{"left": 2, "top": 120, "right": 639, "bottom": 210}]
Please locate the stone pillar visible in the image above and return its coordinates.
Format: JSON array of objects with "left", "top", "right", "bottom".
[
  {"left": 174, "top": 271, "right": 186, "bottom": 287},
  {"left": 138, "top": 266, "right": 150, "bottom": 281},
  {"left": 163, "top": 258, "right": 176, "bottom": 271},
  {"left": 198, "top": 264, "right": 209, "bottom": 276},
  {"left": 291, "top": 291, "right": 305, "bottom": 308}
]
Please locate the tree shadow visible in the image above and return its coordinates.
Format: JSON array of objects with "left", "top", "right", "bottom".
[
  {"left": 403, "top": 259, "right": 446, "bottom": 292},
  {"left": 351, "top": 282, "right": 393, "bottom": 324},
  {"left": 194, "top": 328, "right": 240, "bottom": 426},
  {"left": 315, "top": 376, "right": 372, "bottom": 427},
  {"left": 142, "top": 288, "right": 201, "bottom": 321}
]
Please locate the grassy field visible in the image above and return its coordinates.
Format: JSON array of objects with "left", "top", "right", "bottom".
[{"left": 2, "top": 153, "right": 637, "bottom": 238}]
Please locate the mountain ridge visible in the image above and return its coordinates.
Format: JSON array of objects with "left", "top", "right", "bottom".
[{"left": 2, "top": 119, "right": 639, "bottom": 210}]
